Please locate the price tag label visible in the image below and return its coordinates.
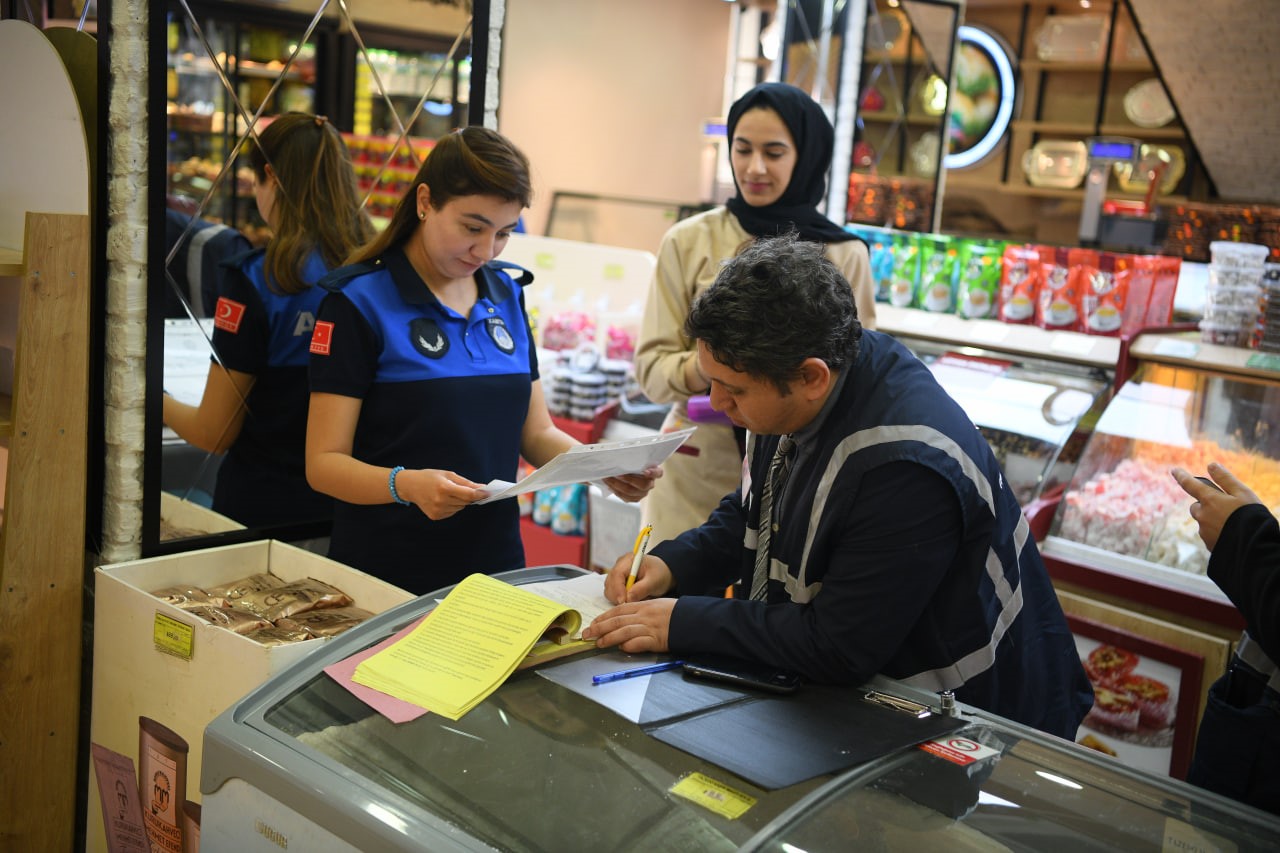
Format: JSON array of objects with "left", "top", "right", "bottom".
[
  {"left": 1246, "top": 352, "right": 1280, "bottom": 372},
  {"left": 670, "top": 772, "right": 756, "bottom": 819},
  {"left": 533, "top": 251, "right": 556, "bottom": 270},
  {"left": 153, "top": 612, "right": 194, "bottom": 660},
  {"left": 1153, "top": 338, "right": 1199, "bottom": 359}
]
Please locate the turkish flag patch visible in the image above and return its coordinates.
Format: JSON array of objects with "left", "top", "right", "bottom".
[
  {"left": 213, "top": 297, "right": 246, "bottom": 333},
  {"left": 310, "top": 320, "right": 335, "bottom": 355}
]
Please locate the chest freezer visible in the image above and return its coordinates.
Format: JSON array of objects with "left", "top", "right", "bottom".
[{"left": 200, "top": 566, "right": 1280, "bottom": 852}]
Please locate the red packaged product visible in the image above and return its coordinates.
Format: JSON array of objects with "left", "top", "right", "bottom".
[
  {"left": 1080, "top": 253, "right": 1128, "bottom": 336},
  {"left": 1037, "top": 247, "right": 1083, "bottom": 332},
  {"left": 1121, "top": 255, "right": 1158, "bottom": 336},
  {"left": 1144, "top": 255, "right": 1182, "bottom": 326},
  {"left": 998, "top": 244, "right": 1041, "bottom": 324}
]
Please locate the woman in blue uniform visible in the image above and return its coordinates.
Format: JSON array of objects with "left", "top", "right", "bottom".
[
  {"left": 306, "top": 126, "right": 658, "bottom": 594},
  {"left": 163, "top": 113, "right": 374, "bottom": 528}
]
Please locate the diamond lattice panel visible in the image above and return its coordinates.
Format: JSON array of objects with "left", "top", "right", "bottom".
[{"left": 1127, "top": 0, "right": 1280, "bottom": 204}]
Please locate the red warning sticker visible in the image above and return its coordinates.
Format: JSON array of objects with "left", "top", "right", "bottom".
[{"left": 919, "top": 736, "right": 1000, "bottom": 766}]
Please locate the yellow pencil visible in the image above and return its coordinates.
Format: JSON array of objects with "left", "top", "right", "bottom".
[{"left": 626, "top": 524, "right": 653, "bottom": 591}]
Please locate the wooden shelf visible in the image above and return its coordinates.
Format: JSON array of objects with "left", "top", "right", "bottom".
[
  {"left": 1021, "top": 60, "right": 1155, "bottom": 74},
  {"left": 945, "top": 174, "right": 1188, "bottom": 204},
  {"left": 0, "top": 393, "right": 10, "bottom": 438},
  {"left": 1012, "top": 120, "right": 1095, "bottom": 136},
  {"left": 1097, "top": 124, "right": 1185, "bottom": 140},
  {"left": 860, "top": 110, "right": 946, "bottom": 127},
  {"left": 0, "top": 247, "right": 22, "bottom": 276}
]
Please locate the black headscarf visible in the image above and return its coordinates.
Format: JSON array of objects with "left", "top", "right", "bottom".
[{"left": 724, "top": 82, "right": 853, "bottom": 244}]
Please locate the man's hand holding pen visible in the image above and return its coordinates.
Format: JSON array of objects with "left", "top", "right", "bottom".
[{"left": 581, "top": 545, "right": 678, "bottom": 653}]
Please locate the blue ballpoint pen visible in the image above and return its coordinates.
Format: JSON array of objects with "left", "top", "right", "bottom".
[{"left": 591, "top": 660, "right": 686, "bottom": 685}]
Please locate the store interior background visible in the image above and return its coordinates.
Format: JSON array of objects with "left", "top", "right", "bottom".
[{"left": 3, "top": 0, "right": 1280, "bottom": 848}]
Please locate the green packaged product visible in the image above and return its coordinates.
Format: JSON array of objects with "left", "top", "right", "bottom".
[
  {"left": 916, "top": 234, "right": 957, "bottom": 313},
  {"left": 852, "top": 226, "right": 897, "bottom": 303},
  {"left": 887, "top": 232, "right": 920, "bottom": 307},
  {"left": 956, "top": 239, "right": 1002, "bottom": 319}
]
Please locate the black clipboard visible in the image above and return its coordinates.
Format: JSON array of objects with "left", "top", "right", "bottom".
[{"left": 643, "top": 683, "right": 965, "bottom": 790}]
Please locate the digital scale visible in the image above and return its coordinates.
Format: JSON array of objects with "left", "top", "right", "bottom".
[{"left": 1078, "top": 136, "right": 1169, "bottom": 250}]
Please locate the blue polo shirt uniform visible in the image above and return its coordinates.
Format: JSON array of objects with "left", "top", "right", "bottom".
[
  {"left": 309, "top": 245, "right": 537, "bottom": 594},
  {"left": 209, "top": 247, "right": 334, "bottom": 528}
]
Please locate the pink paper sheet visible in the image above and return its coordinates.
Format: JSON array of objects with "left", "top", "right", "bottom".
[{"left": 323, "top": 614, "right": 432, "bottom": 724}]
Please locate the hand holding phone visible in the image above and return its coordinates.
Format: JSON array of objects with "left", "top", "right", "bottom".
[{"left": 682, "top": 656, "right": 801, "bottom": 694}]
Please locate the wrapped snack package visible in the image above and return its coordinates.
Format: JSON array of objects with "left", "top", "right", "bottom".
[
  {"left": 852, "top": 226, "right": 897, "bottom": 303},
  {"left": 916, "top": 235, "right": 958, "bottom": 313},
  {"left": 243, "top": 625, "right": 314, "bottom": 647},
  {"left": 540, "top": 310, "right": 596, "bottom": 351},
  {"left": 1037, "top": 246, "right": 1089, "bottom": 332},
  {"left": 206, "top": 572, "right": 286, "bottom": 608},
  {"left": 151, "top": 584, "right": 224, "bottom": 609},
  {"left": 999, "top": 244, "right": 1041, "bottom": 324},
  {"left": 274, "top": 606, "right": 376, "bottom": 639},
  {"left": 233, "top": 577, "right": 354, "bottom": 622},
  {"left": 183, "top": 604, "right": 271, "bottom": 635},
  {"left": 887, "top": 233, "right": 920, "bottom": 308},
  {"left": 1080, "top": 253, "right": 1128, "bottom": 336},
  {"left": 956, "top": 240, "right": 1002, "bottom": 319}
]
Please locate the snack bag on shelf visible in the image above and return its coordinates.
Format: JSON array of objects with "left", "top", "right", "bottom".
[
  {"left": 998, "top": 244, "right": 1042, "bottom": 324},
  {"left": 540, "top": 311, "right": 596, "bottom": 351},
  {"left": 1037, "top": 246, "right": 1085, "bottom": 332},
  {"left": 1144, "top": 255, "right": 1181, "bottom": 327},
  {"left": 916, "top": 234, "right": 958, "bottom": 313},
  {"left": 887, "top": 232, "right": 921, "bottom": 308},
  {"left": 550, "top": 483, "right": 587, "bottom": 536},
  {"left": 603, "top": 325, "right": 635, "bottom": 362},
  {"left": 956, "top": 239, "right": 1002, "bottom": 319},
  {"left": 850, "top": 225, "right": 897, "bottom": 302},
  {"left": 1079, "top": 253, "right": 1128, "bottom": 336},
  {"left": 1120, "top": 255, "right": 1156, "bottom": 336}
]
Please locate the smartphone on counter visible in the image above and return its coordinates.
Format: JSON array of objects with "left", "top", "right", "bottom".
[{"left": 682, "top": 656, "right": 801, "bottom": 694}]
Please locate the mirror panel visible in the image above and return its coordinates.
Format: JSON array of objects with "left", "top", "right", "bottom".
[
  {"left": 155, "top": 0, "right": 477, "bottom": 549},
  {"left": 776, "top": 0, "right": 959, "bottom": 233},
  {"left": 845, "top": 0, "right": 958, "bottom": 233}
]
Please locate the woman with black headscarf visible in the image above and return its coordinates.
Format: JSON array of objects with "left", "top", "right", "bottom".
[{"left": 634, "top": 82, "right": 876, "bottom": 544}]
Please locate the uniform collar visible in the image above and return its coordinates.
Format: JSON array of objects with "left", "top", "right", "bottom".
[{"left": 383, "top": 245, "right": 513, "bottom": 308}]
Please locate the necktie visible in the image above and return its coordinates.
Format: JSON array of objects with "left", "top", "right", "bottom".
[{"left": 750, "top": 434, "right": 795, "bottom": 601}]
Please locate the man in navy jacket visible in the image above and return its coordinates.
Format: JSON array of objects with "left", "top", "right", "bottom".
[{"left": 584, "top": 233, "right": 1093, "bottom": 739}]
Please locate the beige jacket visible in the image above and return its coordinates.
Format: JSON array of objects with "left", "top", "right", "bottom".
[{"left": 634, "top": 207, "right": 876, "bottom": 542}]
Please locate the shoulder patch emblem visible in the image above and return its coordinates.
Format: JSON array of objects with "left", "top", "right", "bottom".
[
  {"left": 486, "top": 317, "right": 515, "bottom": 354},
  {"left": 214, "top": 297, "right": 246, "bottom": 333},
  {"left": 310, "top": 320, "right": 334, "bottom": 355},
  {"left": 410, "top": 318, "right": 450, "bottom": 359}
]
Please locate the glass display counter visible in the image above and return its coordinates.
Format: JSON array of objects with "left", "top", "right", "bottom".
[
  {"left": 1042, "top": 333, "right": 1280, "bottom": 616},
  {"left": 892, "top": 335, "right": 1110, "bottom": 506},
  {"left": 198, "top": 567, "right": 1280, "bottom": 852}
]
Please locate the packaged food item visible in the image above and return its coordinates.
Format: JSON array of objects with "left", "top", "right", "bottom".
[
  {"left": 274, "top": 606, "right": 376, "bottom": 638},
  {"left": 1037, "top": 246, "right": 1089, "bottom": 332},
  {"left": 887, "top": 232, "right": 920, "bottom": 308},
  {"left": 955, "top": 239, "right": 1002, "bottom": 319},
  {"left": 205, "top": 572, "right": 285, "bottom": 607},
  {"left": 852, "top": 225, "right": 897, "bottom": 303},
  {"left": 1144, "top": 255, "right": 1180, "bottom": 326},
  {"left": 182, "top": 604, "right": 271, "bottom": 635},
  {"left": 150, "top": 584, "right": 223, "bottom": 609},
  {"left": 916, "top": 234, "right": 958, "bottom": 313},
  {"left": 233, "top": 577, "right": 354, "bottom": 622},
  {"left": 1080, "top": 253, "right": 1128, "bottom": 336},
  {"left": 138, "top": 716, "right": 188, "bottom": 853},
  {"left": 999, "top": 244, "right": 1041, "bottom": 324},
  {"left": 242, "top": 625, "right": 314, "bottom": 647}
]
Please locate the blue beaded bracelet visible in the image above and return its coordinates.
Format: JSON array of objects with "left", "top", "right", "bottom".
[{"left": 388, "top": 465, "right": 411, "bottom": 506}]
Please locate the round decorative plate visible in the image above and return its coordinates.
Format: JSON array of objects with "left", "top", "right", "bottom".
[{"left": 1123, "top": 78, "right": 1175, "bottom": 128}]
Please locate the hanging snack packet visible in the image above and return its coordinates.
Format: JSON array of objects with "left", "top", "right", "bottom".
[
  {"left": 1080, "top": 253, "right": 1128, "bottom": 336},
  {"left": 917, "top": 234, "right": 958, "bottom": 313},
  {"left": 887, "top": 232, "right": 921, "bottom": 308},
  {"left": 999, "top": 244, "right": 1041, "bottom": 324},
  {"left": 856, "top": 227, "right": 897, "bottom": 303},
  {"left": 1037, "top": 247, "right": 1082, "bottom": 332},
  {"left": 956, "top": 240, "right": 1002, "bottom": 319}
]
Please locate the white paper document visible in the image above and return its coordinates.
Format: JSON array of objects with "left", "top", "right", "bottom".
[{"left": 475, "top": 427, "right": 696, "bottom": 504}]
